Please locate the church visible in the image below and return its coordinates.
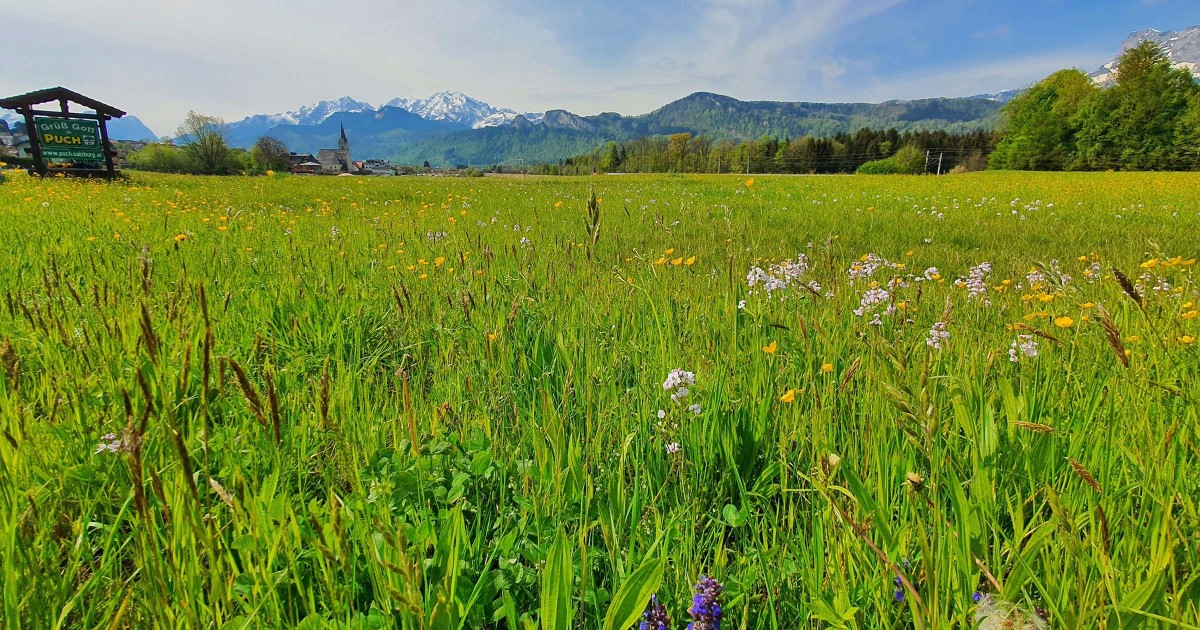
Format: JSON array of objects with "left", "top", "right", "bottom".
[{"left": 316, "top": 124, "right": 358, "bottom": 174}]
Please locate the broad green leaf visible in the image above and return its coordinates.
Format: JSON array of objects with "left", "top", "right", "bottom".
[
  {"left": 722, "top": 503, "right": 746, "bottom": 527},
  {"left": 602, "top": 552, "right": 664, "bottom": 630},
  {"left": 540, "top": 527, "right": 573, "bottom": 630}
]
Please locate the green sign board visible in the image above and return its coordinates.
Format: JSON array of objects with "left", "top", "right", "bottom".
[{"left": 34, "top": 117, "right": 104, "bottom": 162}]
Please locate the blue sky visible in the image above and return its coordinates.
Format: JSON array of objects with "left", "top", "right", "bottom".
[{"left": 5, "top": 0, "right": 1199, "bottom": 134}]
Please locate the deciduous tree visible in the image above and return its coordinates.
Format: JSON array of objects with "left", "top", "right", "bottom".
[{"left": 176, "top": 111, "right": 231, "bottom": 174}]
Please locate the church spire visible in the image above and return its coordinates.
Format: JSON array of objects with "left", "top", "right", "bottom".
[{"left": 338, "top": 123, "right": 349, "bottom": 152}]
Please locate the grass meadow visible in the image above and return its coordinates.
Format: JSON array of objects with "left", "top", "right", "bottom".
[{"left": 0, "top": 170, "right": 1197, "bottom": 628}]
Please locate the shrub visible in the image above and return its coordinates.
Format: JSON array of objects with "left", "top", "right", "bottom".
[
  {"left": 856, "top": 158, "right": 905, "bottom": 174},
  {"left": 949, "top": 150, "right": 989, "bottom": 174},
  {"left": 128, "top": 143, "right": 193, "bottom": 173},
  {"left": 856, "top": 145, "right": 926, "bottom": 175}
]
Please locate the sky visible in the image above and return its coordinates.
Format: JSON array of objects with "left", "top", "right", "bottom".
[{"left": 5, "top": 0, "right": 1200, "bottom": 136}]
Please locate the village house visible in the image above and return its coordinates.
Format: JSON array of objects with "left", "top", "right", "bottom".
[
  {"left": 13, "top": 136, "right": 32, "bottom": 159},
  {"left": 286, "top": 151, "right": 321, "bottom": 175},
  {"left": 287, "top": 152, "right": 316, "bottom": 166},
  {"left": 0, "top": 124, "right": 29, "bottom": 158},
  {"left": 362, "top": 158, "right": 395, "bottom": 175},
  {"left": 293, "top": 161, "right": 322, "bottom": 175}
]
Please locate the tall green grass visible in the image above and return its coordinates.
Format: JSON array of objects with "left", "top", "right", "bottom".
[{"left": 0, "top": 171, "right": 1196, "bottom": 628}]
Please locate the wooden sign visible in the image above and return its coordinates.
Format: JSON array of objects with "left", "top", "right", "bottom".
[
  {"left": 0, "top": 87, "right": 127, "bottom": 178},
  {"left": 35, "top": 118, "right": 104, "bottom": 163}
]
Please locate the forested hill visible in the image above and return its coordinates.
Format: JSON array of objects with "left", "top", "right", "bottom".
[
  {"left": 388, "top": 92, "right": 1001, "bottom": 166},
  {"left": 637, "top": 92, "right": 1001, "bottom": 137}
]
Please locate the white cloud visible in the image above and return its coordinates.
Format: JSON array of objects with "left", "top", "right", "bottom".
[
  {"left": 2, "top": 1, "right": 569, "bottom": 132},
  {"left": 973, "top": 24, "right": 1014, "bottom": 40},
  {"left": 854, "top": 48, "right": 1111, "bottom": 101},
  {"left": 5, "top": 1, "right": 1124, "bottom": 135}
]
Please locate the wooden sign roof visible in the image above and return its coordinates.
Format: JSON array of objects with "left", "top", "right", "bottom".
[{"left": 0, "top": 87, "right": 126, "bottom": 118}]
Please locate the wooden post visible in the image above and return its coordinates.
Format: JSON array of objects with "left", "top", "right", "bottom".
[
  {"left": 98, "top": 114, "right": 116, "bottom": 178},
  {"left": 21, "top": 107, "right": 46, "bottom": 176}
]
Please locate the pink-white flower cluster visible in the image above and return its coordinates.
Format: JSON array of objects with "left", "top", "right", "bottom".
[
  {"left": 847, "top": 254, "right": 897, "bottom": 282},
  {"left": 957, "top": 262, "right": 993, "bottom": 299},
  {"left": 746, "top": 255, "right": 820, "bottom": 298},
  {"left": 1009, "top": 335, "right": 1038, "bottom": 363},
  {"left": 926, "top": 321, "right": 950, "bottom": 350},
  {"left": 853, "top": 286, "right": 894, "bottom": 326}
]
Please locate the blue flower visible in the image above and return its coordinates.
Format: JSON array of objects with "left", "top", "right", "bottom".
[
  {"left": 687, "top": 575, "right": 724, "bottom": 630},
  {"left": 892, "top": 558, "right": 919, "bottom": 604},
  {"left": 640, "top": 593, "right": 671, "bottom": 630}
]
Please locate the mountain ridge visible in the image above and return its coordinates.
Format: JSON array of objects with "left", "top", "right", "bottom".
[
  {"left": 384, "top": 92, "right": 1003, "bottom": 166},
  {"left": 1090, "top": 25, "right": 1200, "bottom": 85},
  {"left": 0, "top": 110, "right": 158, "bottom": 141},
  {"left": 229, "top": 89, "right": 1004, "bottom": 165}
]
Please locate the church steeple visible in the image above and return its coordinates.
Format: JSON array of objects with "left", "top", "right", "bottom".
[{"left": 338, "top": 123, "right": 349, "bottom": 152}]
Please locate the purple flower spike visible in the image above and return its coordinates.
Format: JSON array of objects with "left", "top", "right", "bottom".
[
  {"left": 688, "top": 575, "right": 724, "bottom": 630},
  {"left": 640, "top": 593, "right": 671, "bottom": 630}
]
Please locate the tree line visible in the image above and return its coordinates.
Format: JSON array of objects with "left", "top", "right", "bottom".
[
  {"left": 542, "top": 41, "right": 1200, "bottom": 175},
  {"left": 989, "top": 41, "right": 1200, "bottom": 171},
  {"left": 126, "top": 112, "right": 291, "bottom": 175},
  {"left": 532, "top": 128, "right": 996, "bottom": 175}
]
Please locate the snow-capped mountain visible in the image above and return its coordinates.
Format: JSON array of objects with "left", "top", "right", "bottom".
[
  {"left": 1091, "top": 26, "right": 1200, "bottom": 85},
  {"left": 0, "top": 109, "right": 22, "bottom": 127},
  {"left": 239, "top": 96, "right": 375, "bottom": 128},
  {"left": 385, "top": 91, "right": 542, "bottom": 129},
  {"left": 473, "top": 110, "right": 546, "bottom": 128},
  {"left": 226, "top": 96, "right": 375, "bottom": 144},
  {"left": 966, "top": 89, "right": 1021, "bottom": 104},
  {"left": 226, "top": 92, "right": 542, "bottom": 144},
  {"left": 386, "top": 91, "right": 494, "bottom": 127},
  {"left": 287, "top": 96, "right": 376, "bottom": 125}
]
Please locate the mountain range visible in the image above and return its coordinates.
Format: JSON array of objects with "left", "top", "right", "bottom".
[
  {"left": 6, "top": 26, "right": 1198, "bottom": 166},
  {"left": 1089, "top": 25, "right": 1200, "bottom": 85},
  {"left": 225, "top": 91, "right": 1001, "bottom": 166},
  {"left": 0, "top": 109, "right": 159, "bottom": 141},
  {"left": 222, "top": 92, "right": 543, "bottom": 148},
  {"left": 221, "top": 24, "right": 1200, "bottom": 166}
]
